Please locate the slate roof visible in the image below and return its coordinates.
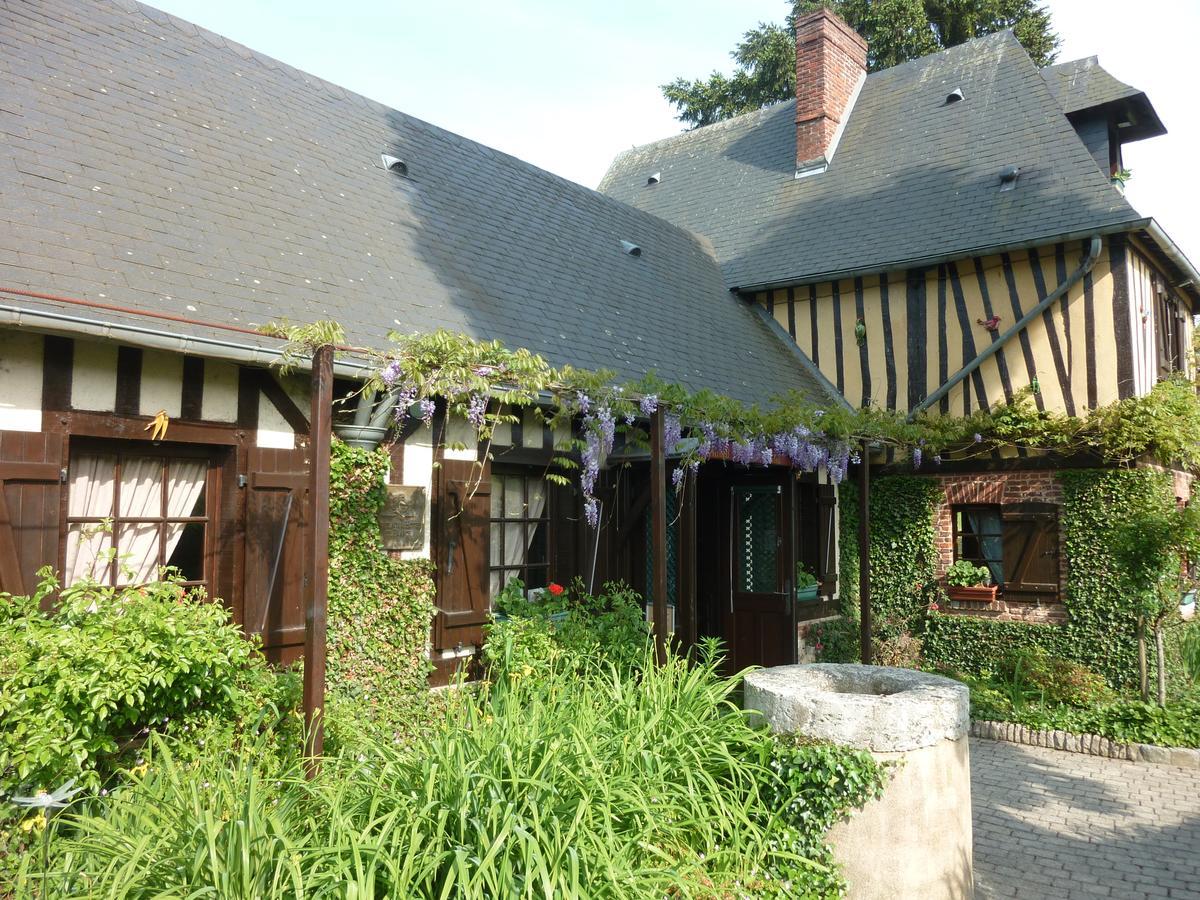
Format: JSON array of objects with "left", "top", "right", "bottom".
[
  {"left": 0, "top": 0, "right": 837, "bottom": 407},
  {"left": 599, "top": 31, "right": 1145, "bottom": 290},
  {"left": 1041, "top": 56, "right": 1165, "bottom": 142}
]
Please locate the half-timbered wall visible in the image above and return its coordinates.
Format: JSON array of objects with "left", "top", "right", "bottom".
[
  {"left": 1127, "top": 239, "right": 1194, "bottom": 395},
  {"left": 0, "top": 329, "right": 314, "bottom": 662},
  {"left": 754, "top": 235, "right": 1192, "bottom": 416}
]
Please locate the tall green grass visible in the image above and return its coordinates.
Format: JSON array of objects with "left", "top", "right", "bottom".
[{"left": 21, "top": 652, "right": 828, "bottom": 898}]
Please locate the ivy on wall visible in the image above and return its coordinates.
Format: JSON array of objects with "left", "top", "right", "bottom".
[
  {"left": 1057, "top": 468, "right": 1174, "bottom": 688},
  {"left": 922, "top": 468, "right": 1179, "bottom": 690},
  {"left": 327, "top": 440, "right": 436, "bottom": 738},
  {"left": 835, "top": 477, "right": 942, "bottom": 641}
]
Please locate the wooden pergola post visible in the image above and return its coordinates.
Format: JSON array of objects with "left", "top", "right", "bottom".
[
  {"left": 303, "top": 344, "right": 333, "bottom": 775},
  {"left": 649, "top": 407, "right": 669, "bottom": 665},
  {"left": 858, "top": 439, "right": 872, "bottom": 664}
]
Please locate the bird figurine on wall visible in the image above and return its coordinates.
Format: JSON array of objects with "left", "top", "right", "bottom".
[
  {"left": 854, "top": 317, "right": 866, "bottom": 347},
  {"left": 977, "top": 315, "right": 1001, "bottom": 332},
  {"left": 144, "top": 409, "right": 170, "bottom": 442}
]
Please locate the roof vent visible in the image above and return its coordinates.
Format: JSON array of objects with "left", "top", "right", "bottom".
[
  {"left": 945, "top": 87, "right": 964, "bottom": 105},
  {"left": 620, "top": 240, "right": 642, "bottom": 257},
  {"left": 646, "top": 172, "right": 661, "bottom": 186},
  {"left": 381, "top": 154, "right": 408, "bottom": 176},
  {"left": 999, "top": 165, "right": 1021, "bottom": 192}
]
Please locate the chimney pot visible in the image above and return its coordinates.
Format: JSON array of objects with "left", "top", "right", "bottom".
[{"left": 794, "top": 7, "right": 868, "bottom": 173}]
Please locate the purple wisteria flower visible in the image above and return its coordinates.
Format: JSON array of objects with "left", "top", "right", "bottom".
[
  {"left": 466, "top": 394, "right": 487, "bottom": 428},
  {"left": 671, "top": 467, "right": 685, "bottom": 489},
  {"left": 575, "top": 391, "right": 592, "bottom": 415},
  {"left": 583, "top": 496, "right": 600, "bottom": 528},
  {"left": 664, "top": 414, "right": 682, "bottom": 452},
  {"left": 912, "top": 447, "right": 923, "bottom": 469},
  {"left": 417, "top": 398, "right": 436, "bottom": 424},
  {"left": 380, "top": 360, "right": 403, "bottom": 387},
  {"left": 391, "top": 384, "right": 418, "bottom": 423},
  {"left": 933, "top": 454, "right": 943, "bottom": 465},
  {"left": 596, "top": 406, "right": 616, "bottom": 455},
  {"left": 973, "top": 432, "right": 983, "bottom": 443},
  {"left": 639, "top": 394, "right": 659, "bottom": 416}
]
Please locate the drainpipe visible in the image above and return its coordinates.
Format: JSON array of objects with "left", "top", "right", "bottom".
[
  {"left": 910, "top": 235, "right": 1102, "bottom": 418},
  {"left": 334, "top": 388, "right": 400, "bottom": 450}
]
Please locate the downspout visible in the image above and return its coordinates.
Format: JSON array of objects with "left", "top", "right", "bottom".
[{"left": 910, "top": 235, "right": 1102, "bottom": 418}]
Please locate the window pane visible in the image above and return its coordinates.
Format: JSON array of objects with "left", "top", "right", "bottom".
[
  {"left": 490, "top": 522, "right": 503, "bottom": 568},
  {"left": 504, "top": 476, "right": 524, "bottom": 518},
  {"left": 526, "top": 521, "right": 547, "bottom": 567},
  {"left": 119, "top": 456, "right": 164, "bottom": 517},
  {"left": 166, "top": 522, "right": 205, "bottom": 582},
  {"left": 490, "top": 569, "right": 501, "bottom": 599},
  {"left": 735, "top": 487, "right": 780, "bottom": 594},
  {"left": 65, "top": 523, "right": 112, "bottom": 586},
  {"left": 490, "top": 476, "right": 503, "bottom": 519},
  {"left": 525, "top": 567, "right": 548, "bottom": 590},
  {"left": 116, "top": 522, "right": 161, "bottom": 584},
  {"left": 68, "top": 454, "right": 116, "bottom": 518},
  {"left": 958, "top": 536, "right": 981, "bottom": 560}
]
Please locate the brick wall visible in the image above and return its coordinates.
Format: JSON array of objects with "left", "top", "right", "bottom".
[
  {"left": 931, "top": 471, "right": 1067, "bottom": 624},
  {"left": 794, "top": 8, "right": 867, "bottom": 168}
]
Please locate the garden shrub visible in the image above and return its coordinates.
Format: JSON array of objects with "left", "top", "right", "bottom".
[
  {"left": 997, "top": 647, "right": 1113, "bottom": 707},
  {"left": 810, "top": 616, "right": 860, "bottom": 663},
  {"left": 483, "top": 577, "right": 651, "bottom": 679},
  {"left": 923, "top": 613, "right": 1071, "bottom": 677},
  {"left": 326, "top": 440, "right": 437, "bottom": 743},
  {"left": 26, "top": 651, "right": 886, "bottom": 899}
]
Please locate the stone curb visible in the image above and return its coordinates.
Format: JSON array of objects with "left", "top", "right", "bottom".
[{"left": 970, "top": 720, "right": 1200, "bottom": 768}]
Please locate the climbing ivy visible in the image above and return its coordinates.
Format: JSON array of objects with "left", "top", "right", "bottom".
[
  {"left": 1057, "top": 468, "right": 1175, "bottom": 689},
  {"left": 835, "top": 477, "right": 942, "bottom": 644},
  {"left": 923, "top": 469, "right": 1182, "bottom": 690},
  {"left": 326, "top": 440, "right": 436, "bottom": 740}
]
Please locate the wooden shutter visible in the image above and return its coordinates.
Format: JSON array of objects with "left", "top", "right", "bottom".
[
  {"left": 243, "top": 446, "right": 310, "bottom": 664},
  {"left": 0, "top": 432, "right": 63, "bottom": 597},
  {"left": 432, "top": 457, "right": 492, "bottom": 650},
  {"left": 816, "top": 483, "right": 838, "bottom": 597},
  {"left": 1001, "top": 507, "right": 1059, "bottom": 600}
]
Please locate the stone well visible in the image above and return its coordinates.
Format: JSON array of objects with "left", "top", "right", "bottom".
[{"left": 744, "top": 664, "right": 973, "bottom": 900}]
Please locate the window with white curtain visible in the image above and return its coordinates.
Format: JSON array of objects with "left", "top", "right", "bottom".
[
  {"left": 65, "top": 447, "right": 211, "bottom": 591},
  {"left": 489, "top": 471, "right": 549, "bottom": 598}
]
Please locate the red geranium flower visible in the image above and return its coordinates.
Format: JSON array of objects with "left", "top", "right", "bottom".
[{"left": 547, "top": 583, "right": 565, "bottom": 597}]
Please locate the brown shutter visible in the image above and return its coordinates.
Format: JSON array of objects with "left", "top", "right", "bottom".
[
  {"left": 816, "top": 483, "right": 838, "bottom": 596},
  {"left": 242, "top": 446, "right": 310, "bottom": 664},
  {"left": 432, "top": 457, "right": 492, "bottom": 650},
  {"left": 1001, "top": 508, "right": 1059, "bottom": 599},
  {"left": 0, "top": 432, "right": 64, "bottom": 597}
]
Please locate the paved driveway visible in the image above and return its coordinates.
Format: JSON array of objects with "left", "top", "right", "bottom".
[{"left": 971, "top": 738, "right": 1200, "bottom": 899}]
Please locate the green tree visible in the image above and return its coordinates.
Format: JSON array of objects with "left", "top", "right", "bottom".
[{"left": 662, "top": 0, "right": 1059, "bottom": 128}]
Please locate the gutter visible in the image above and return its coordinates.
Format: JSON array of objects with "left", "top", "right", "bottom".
[
  {"left": 0, "top": 296, "right": 375, "bottom": 380},
  {"left": 731, "top": 222, "right": 1134, "bottom": 295},
  {"left": 910, "top": 235, "right": 1102, "bottom": 418},
  {"left": 1143, "top": 219, "right": 1200, "bottom": 301}
]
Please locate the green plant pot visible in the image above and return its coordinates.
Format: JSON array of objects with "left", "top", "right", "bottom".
[{"left": 796, "top": 585, "right": 820, "bottom": 602}]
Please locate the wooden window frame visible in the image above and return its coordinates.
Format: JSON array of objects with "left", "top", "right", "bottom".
[
  {"left": 951, "top": 504, "right": 1004, "bottom": 580},
  {"left": 489, "top": 465, "right": 555, "bottom": 596},
  {"left": 65, "top": 438, "right": 223, "bottom": 595}
]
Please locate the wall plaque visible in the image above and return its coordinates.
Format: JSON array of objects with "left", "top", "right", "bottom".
[{"left": 378, "top": 485, "right": 426, "bottom": 551}]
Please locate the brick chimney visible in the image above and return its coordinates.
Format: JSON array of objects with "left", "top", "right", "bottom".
[{"left": 794, "top": 7, "right": 868, "bottom": 174}]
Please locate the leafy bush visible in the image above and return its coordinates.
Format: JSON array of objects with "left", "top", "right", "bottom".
[
  {"left": 0, "top": 570, "right": 272, "bottom": 797},
  {"left": 484, "top": 577, "right": 651, "bottom": 678},
  {"left": 945, "top": 559, "right": 991, "bottom": 588},
  {"left": 810, "top": 617, "right": 860, "bottom": 663},
  {"left": 24, "top": 651, "right": 885, "bottom": 898},
  {"left": 923, "top": 613, "right": 1071, "bottom": 677},
  {"left": 998, "top": 648, "right": 1113, "bottom": 707}
]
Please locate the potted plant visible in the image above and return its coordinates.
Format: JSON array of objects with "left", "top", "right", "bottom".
[
  {"left": 796, "top": 564, "right": 820, "bottom": 602},
  {"left": 944, "top": 560, "right": 998, "bottom": 602}
]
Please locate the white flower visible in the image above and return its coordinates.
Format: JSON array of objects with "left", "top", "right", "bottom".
[{"left": 12, "top": 779, "right": 81, "bottom": 809}]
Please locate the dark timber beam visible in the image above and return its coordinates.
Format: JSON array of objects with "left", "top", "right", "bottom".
[
  {"left": 304, "top": 345, "right": 333, "bottom": 776},
  {"left": 858, "top": 441, "right": 872, "bottom": 665},
  {"left": 649, "top": 407, "right": 669, "bottom": 665}
]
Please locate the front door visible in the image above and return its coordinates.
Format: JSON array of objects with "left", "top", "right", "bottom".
[{"left": 722, "top": 476, "right": 796, "bottom": 673}]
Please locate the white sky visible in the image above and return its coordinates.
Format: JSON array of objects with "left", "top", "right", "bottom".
[{"left": 141, "top": 0, "right": 1199, "bottom": 261}]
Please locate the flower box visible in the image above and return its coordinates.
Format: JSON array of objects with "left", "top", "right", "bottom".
[
  {"left": 796, "top": 584, "right": 820, "bottom": 602},
  {"left": 944, "top": 583, "right": 999, "bottom": 602}
]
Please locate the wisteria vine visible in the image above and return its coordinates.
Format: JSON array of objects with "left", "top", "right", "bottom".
[{"left": 269, "top": 324, "right": 1200, "bottom": 531}]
